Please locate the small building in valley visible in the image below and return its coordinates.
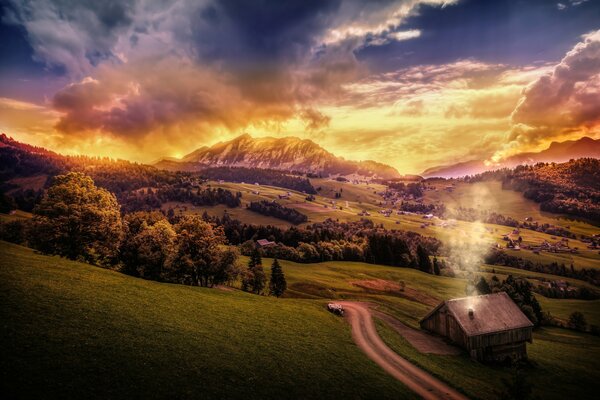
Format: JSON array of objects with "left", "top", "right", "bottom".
[
  {"left": 419, "top": 292, "right": 533, "bottom": 363},
  {"left": 256, "top": 239, "right": 275, "bottom": 247}
]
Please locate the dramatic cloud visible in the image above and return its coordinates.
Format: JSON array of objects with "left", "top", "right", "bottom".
[
  {"left": 492, "top": 29, "right": 600, "bottom": 161},
  {"left": 1, "top": 0, "right": 598, "bottom": 172}
]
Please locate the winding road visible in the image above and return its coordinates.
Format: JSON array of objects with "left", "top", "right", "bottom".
[{"left": 339, "top": 302, "right": 469, "bottom": 400}]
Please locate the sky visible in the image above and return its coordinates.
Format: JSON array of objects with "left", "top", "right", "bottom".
[{"left": 0, "top": 0, "right": 599, "bottom": 174}]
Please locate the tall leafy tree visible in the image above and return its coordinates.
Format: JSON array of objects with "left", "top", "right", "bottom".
[
  {"left": 120, "top": 211, "right": 173, "bottom": 277},
  {"left": 132, "top": 219, "right": 177, "bottom": 280},
  {"left": 170, "top": 215, "right": 232, "bottom": 287},
  {"left": 269, "top": 258, "right": 287, "bottom": 297},
  {"left": 30, "top": 172, "right": 123, "bottom": 266}
]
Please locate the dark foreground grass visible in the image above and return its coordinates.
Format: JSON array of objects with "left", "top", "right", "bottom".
[{"left": 0, "top": 242, "right": 415, "bottom": 400}]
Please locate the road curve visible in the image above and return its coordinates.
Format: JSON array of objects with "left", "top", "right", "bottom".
[{"left": 339, "top": 301, "right": 469, "bottom": 400}]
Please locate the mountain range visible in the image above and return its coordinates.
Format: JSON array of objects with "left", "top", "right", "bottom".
[
  {"left": 421, "top": 136, "right": 600, "bottom": 178},
  {"left": 155, "top": 133, "right": 402, "bottom": 179}
]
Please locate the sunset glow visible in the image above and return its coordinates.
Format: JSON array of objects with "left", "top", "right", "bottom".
[{"left": 1, "top": 0, "right": 599, "bottom": 173}]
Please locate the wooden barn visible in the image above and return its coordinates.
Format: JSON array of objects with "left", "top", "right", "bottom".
[{"left": 419, "top": 292, "right": 533, "bottom": 363}]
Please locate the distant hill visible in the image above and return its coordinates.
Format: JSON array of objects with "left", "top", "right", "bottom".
[
  {"left": 422, "top": 137, "right": 600, "bottom": 178},
  {"left": 155, "top": 134, "right": 401, "bottom": 179},
  {"left": 468, "top": 158, "right": 600, "bottom": 223}
]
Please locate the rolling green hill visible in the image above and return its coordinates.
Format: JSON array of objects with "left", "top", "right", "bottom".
[
  {"left": 0, "top": 242, "right": 413, "bottom": 400},
  {"left": 2, "top": 241, "right": 598, "bottom": 400}
]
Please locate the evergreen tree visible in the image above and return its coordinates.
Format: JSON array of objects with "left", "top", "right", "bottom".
[
  {"left": 249, "top": 248, "right": 262, "bottom": 269},
  {"left": 242, "top": 248, "right": 266, "bottom": 294},
  {"left": 475, "top": 276, "right": 491, "bottom": 295},
  {"left": 269, "top": 258, "right": 287, "bottom": 297},
  {"left": 416, "top": 245, "right": 432, "bottom": 274},
  {"left": 433, "top": 257, "right": 441, "bottom": 275}
]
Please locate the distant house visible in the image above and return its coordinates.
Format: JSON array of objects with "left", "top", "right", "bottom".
[
  {"left": 256, "top": 239, "right": 275, "bottom": 247},
  {"left": 420, "top": 292, "right": 533, "bottom": 363}
]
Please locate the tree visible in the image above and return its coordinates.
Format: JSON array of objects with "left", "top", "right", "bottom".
[
  {"left": 0, "top": 192, "right": 16, "bottom": 213},
  {"left": 416, "top": 245, "right": 432, "bottom": 274},
  {"left": 269, "top": 258, "right": 287, "bottom": 297},
  {"left": 120, "top": 211, "right": 171, "bottom": 277},
  {"left": 498, "top": 364, "right": 534, "bottom": 400},
  {"left": 170, "top": 215, "right": 231, "bottom": 287},
  {"left": 0, "top": 219, "right": 28, "bottom": 245},
  {"left": 30, "top": 172, "right": 123, "bottom": 266},
  {"left": 432, "top": 257, "right": 441, "bottom": 275},
  {"left": 132, "top": 219, "right": 177, "bottom": 280},
  {"left": 242, "top": 248, "right": 266, "bottom": 294},
  {"left": 475, "top": 276, "right": 491, "bottom": 295},
  {"left": 568, "top": 311, "right": 587, "bottom": 331}
]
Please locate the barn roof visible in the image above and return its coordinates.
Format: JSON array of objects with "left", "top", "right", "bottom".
[
  {"left": 421, "top": 292, "right": 533, "bottom": 337},
  {"left": 256, "top": 239, "right": 275, "bottom": 247}
]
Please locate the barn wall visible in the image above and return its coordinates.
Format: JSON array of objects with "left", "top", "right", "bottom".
[
  {"left": 447, "top": 315, "right": 467, "bottom": 348},
  {"left": 468, "top": 327, "right": 532, "bottom": 349},
  {"left": 420, "top": 306, "right": 447, "bottom": 336},
  {"left": 472, "top": 342, "right": 528, "bottom": 363}
]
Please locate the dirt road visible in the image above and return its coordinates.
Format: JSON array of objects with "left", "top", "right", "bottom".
[{"left": 339, "top": 302, "right": 468, "bottom": 400}]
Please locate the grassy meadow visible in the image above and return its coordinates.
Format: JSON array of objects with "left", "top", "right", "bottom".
[
  {"left": 1, "top": 177, "right": 599, "bottom": 399},
  {"left": 201, "top": 178, "right": 600, "bottom": 271},
  {"left": 1, "top": 240, "right": 599, "bottom": 399},
  {"left": 0, "top": 242, "right": 414, "bottom": 400}
]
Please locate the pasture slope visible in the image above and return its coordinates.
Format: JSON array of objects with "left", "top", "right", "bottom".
[
  {"left": 0, "top": 242, "right": 413, "bottom": 400},
  {"left": 1, "top": 242, "right": 599, "bottom": 400},
  {"left": 200, "top": 179, "right": 600, "bottom": 272}
]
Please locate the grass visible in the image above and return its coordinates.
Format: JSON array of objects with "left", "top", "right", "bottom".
[
  {"left": 202, "top": 179, "right": 600, "bottom": 271},
  {"left": 375, "top": 320, "right": 600, "bottom": 400},
  {"left": 424, "top": 180, "right": 599, "bottom": 236},
  {"left": 0, "top": 209, "right": 33, "bottom": 222},
  {"left": 0, "top": 242, "right": 415, "bottom": 400},
  {"left": 537, "top": 296, "right": 600, "bottom": 327},
  {"left": 1, "top": 242, "right": 599, "bottom": 399}
]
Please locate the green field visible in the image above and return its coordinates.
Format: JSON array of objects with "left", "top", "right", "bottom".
[
  {"left": 376, "top": 321, "right": 599, "bottom": 400},
  {"left": 0, "top": 242, "right": 413, "bottom": 400},
  {"left": 424, "top": 180, "right": 599, "bottom": 237},
  {"left": 1, "top": 242, "right": 599, "bottom": 399},
  {"left": 201, "top": 179, "right": 600, "bottom": 271}
]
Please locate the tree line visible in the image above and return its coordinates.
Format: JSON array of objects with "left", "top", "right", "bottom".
[
  {"left": 466, "top": 159, "right": 600, "bottom": 223},
  {"left": 0, "top": 172, "right": 291, "bottom": 296},
  {"left": 201, "top": 214, "right": 442, "bottom": 273},
  {"left": 200, "top": 167, "right": 317, "bottom": 194},
  {"left": 485, "top": 248, "right": 600, "bottom": 286},
  {"left": 247, "top": 200, "right": 309, "bottom": 224}
]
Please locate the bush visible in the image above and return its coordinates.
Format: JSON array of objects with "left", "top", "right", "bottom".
[{"left": 568, "top": 311, "right": 587, "bottom": 331}]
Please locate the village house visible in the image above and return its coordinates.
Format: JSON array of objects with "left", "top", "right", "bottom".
[
  {"left": 420, "top": 292, "right": 533, "bottom": 363},
  {"left": 256, "top": 239, "right": 275, "bottom": 247}
]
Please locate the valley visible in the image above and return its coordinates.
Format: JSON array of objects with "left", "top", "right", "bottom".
[{"left": 1, "top": 134, "right": 599, "bottom": 400}]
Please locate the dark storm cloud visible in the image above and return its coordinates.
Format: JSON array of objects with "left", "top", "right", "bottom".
[
  {"left": 191, "top": 0, "right": 341, "bottom": 65},
  {"left": 2, "top": 0, "right": 136, "bottom": 75},
  {"left": 356, "top": 0, "right": 600, "bottom": 72}
]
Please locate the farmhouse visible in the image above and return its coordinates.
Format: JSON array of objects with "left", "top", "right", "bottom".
[
  {"left": 256, "top": 239, "right": 275, "bottom": 247},
  {"left": 420, "top": 292, "right": 533, "bottom": 363}
]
